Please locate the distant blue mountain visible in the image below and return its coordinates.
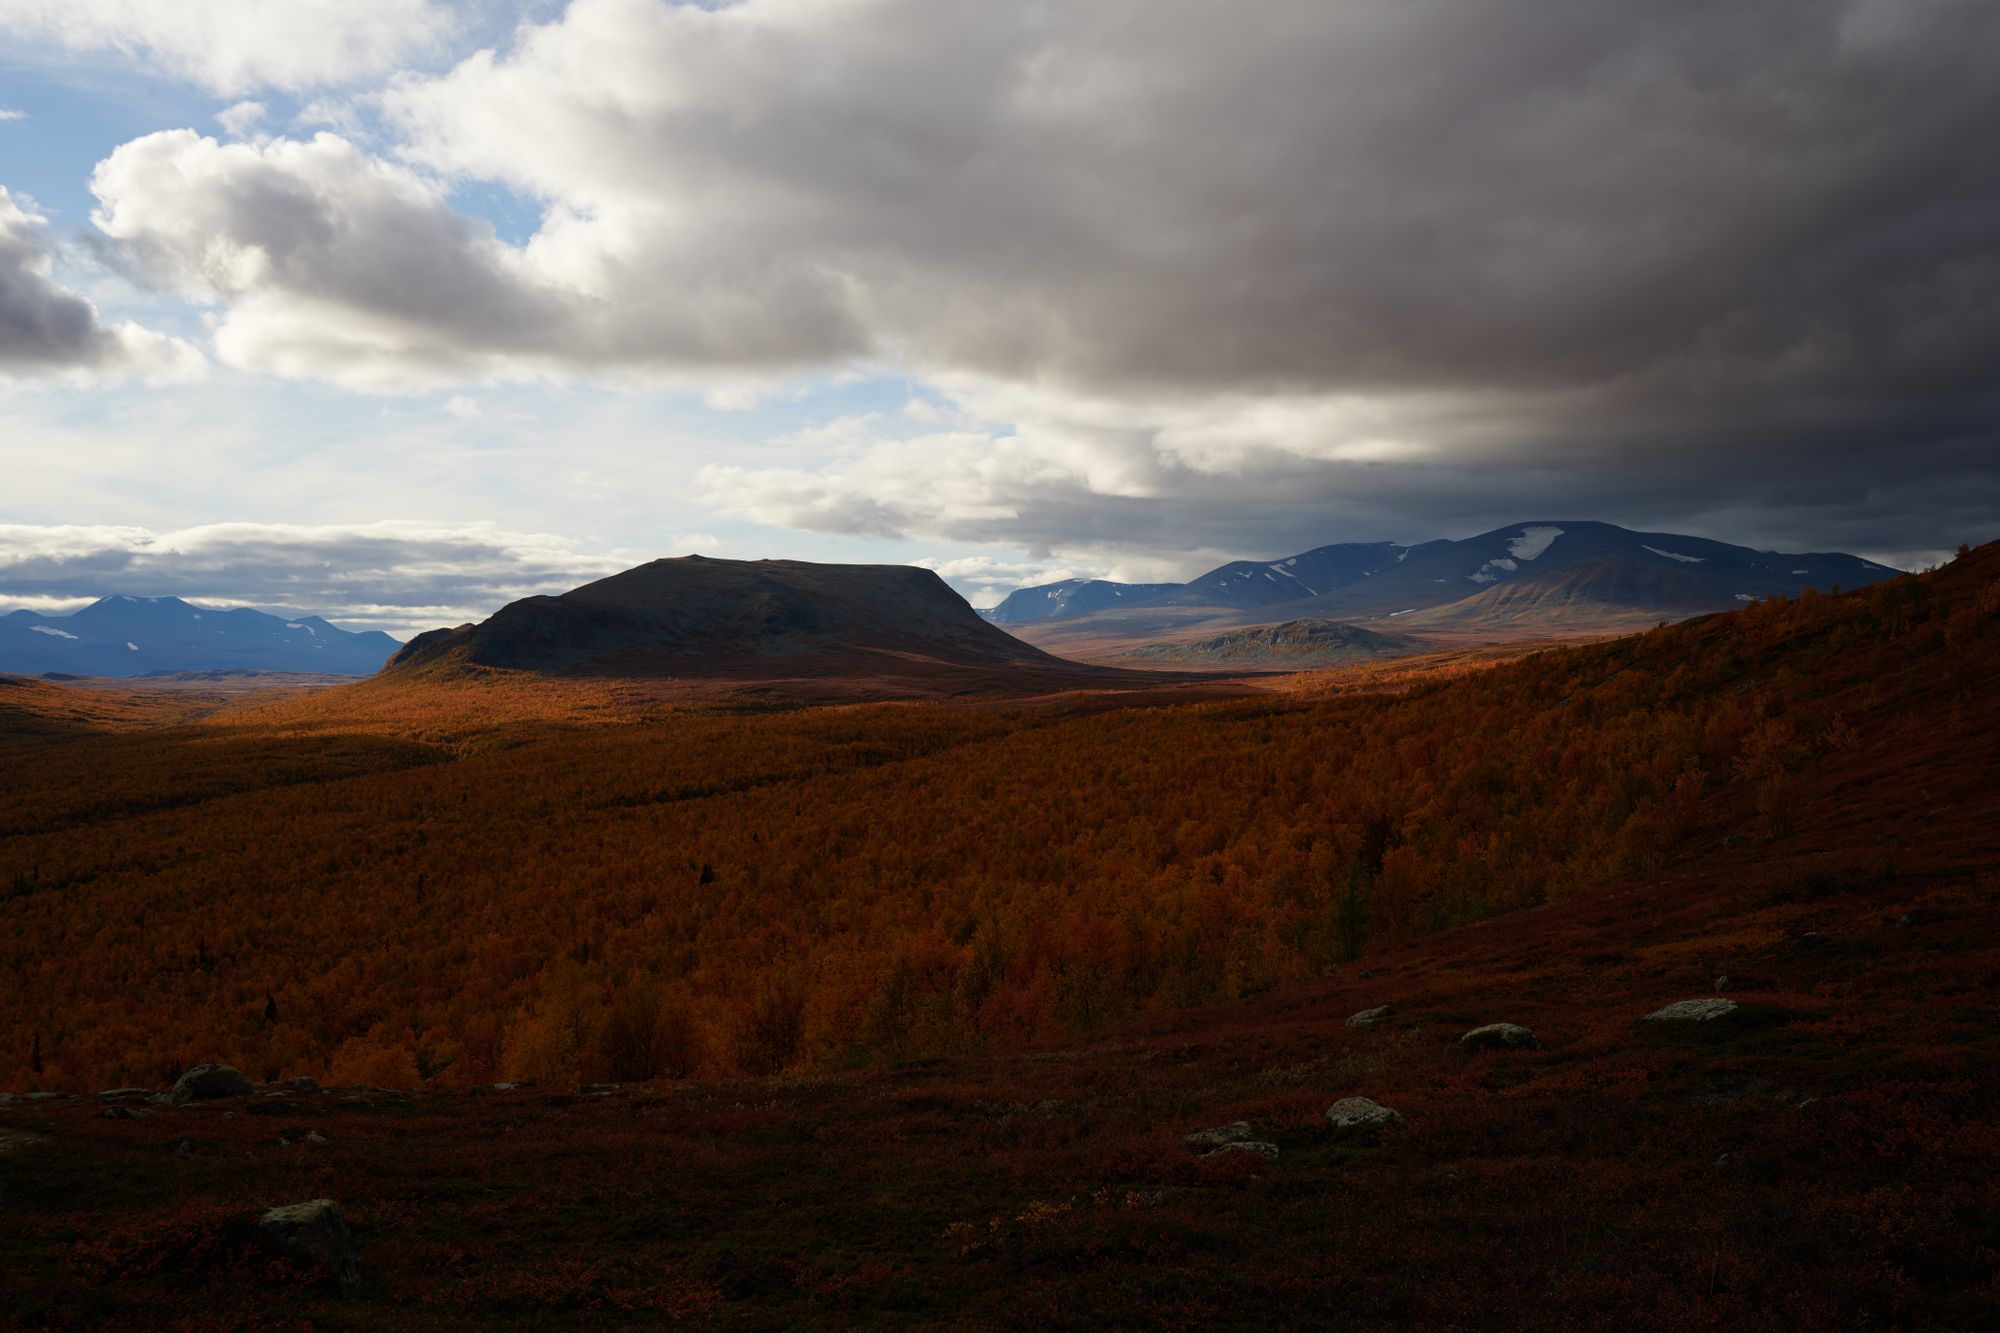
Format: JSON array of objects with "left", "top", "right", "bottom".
[
  {"left": 981, "top": 521, "right": 1906, "bottom": 630},
  {"left": 0, "top": 596, "right": 402, "bottom": 678},
  {"left": 982, "top": 578, "right": 1182, "bottom": 625}
]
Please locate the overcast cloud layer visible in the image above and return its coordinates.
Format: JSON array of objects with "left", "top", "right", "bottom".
[{"left": 2, "top": 0, "right": 1995, "bottom": 619}]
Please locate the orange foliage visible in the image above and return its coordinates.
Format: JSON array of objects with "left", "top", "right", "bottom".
[{"left": 2, "top": 546, "right": 1996, "bottom": 1091}]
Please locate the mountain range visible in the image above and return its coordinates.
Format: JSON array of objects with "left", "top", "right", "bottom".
[
  {"left": 0, "top": 596, "right": 401, "bottom": 679},
  {"left": 986, "top": 521, "right": 1902, "bottom": 647}
]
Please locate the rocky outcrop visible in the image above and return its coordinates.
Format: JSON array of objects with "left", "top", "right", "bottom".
[
  {"left": 259, "top": 1199, "right": 361, "bottom": 1290},
  {"left": 1346, "top": 1005, "right": 1393, "bottom": 1028},
  {"left": 1324, "top": 1096, "right": 1402, "bottom": 1142},
  {"left": 1184, "top": 1121, "right": 1254, "bottom": 1149},
  {"left": 1460, "top": 1023, "right": 1537, "bottom": 1051},
  {"left": 1204, "top": 1139, "right": 1279, "bottom": 1161},
  {"left": 1643, "top": 999, "right": 1738, "bottom": 1023},
  {"left": 170, "top": 1065, "right": 254, "bottom": 1102}
]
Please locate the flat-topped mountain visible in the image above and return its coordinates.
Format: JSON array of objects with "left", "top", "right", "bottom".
[
  {"left": 0, "top": 596, "right": 401, "bottom": 678},
  {"left": 387, "top": 556, "right": 1109, "bottom": 688}
]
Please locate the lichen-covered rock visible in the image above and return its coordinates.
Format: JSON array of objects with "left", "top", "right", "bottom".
[
  {"left": 1203, "top": 1139, "right": 1279, "bottom": 1161},
  {"left": 259, "top": 1199, "right": 361, "bottom": 1290},
  {"left": 1643, "top": 998, "right": 1739, "bottom": 1023},
  {"left": 1324, "top": 1096, "right": 1402, "bottom": 1141},
  {"left": 1184, "top": 1121, "right": 1253, "bottom": 1149},
  {"left": 170, "top": 1064, "right": 253, "bottom": 1103},
  {"left": 1346, "top": 1005, "right": 1393, "bottom": 1028},
  {"left": 1460, "top": 1023, "right": 1537, "bottom": 1051}
]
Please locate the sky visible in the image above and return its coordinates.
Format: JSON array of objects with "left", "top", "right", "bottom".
[{"left": 1, "top": 0, "right": 1995, "bottom": 638}]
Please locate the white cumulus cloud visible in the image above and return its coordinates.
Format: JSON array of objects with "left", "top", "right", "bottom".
[{"left": 0, "top": 0, "right": 455, "bottom": 95}]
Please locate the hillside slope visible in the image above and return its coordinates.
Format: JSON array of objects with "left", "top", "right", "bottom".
[{"left": 4, "top": 545, "right": 1997, "bottom": 1327}]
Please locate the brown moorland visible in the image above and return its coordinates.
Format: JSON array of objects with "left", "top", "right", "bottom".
[{"left": 0, "top": 543, "right": 1995, "bottom": 1327}]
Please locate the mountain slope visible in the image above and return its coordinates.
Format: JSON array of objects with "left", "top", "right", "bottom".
[
  {"left": 0, "top": 597, "right": 401, "bottom": 678},
  {"left": 1396, "top": 557, "right": 1783, "bottom": 630},
  {"left": 1153, "top": 541, "right": 1407, "bottom": 609},
  {"left": 1295, "top": 521, "right": 1902, "bottom": 621},
  {"left": 1123, "top": 618, "right": 1427, "bottom": 666},
  {"left": 982, "top": 578, "right": 1182, "bottom": 626},
  {"left": 387, "top": 556, "right": 1119, "bottom": 687}
]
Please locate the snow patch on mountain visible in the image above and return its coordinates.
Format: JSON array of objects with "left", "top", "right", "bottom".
[
  {"left": 1644, "top": 546, "right": 1707, "bottom": 564},
  {"left": 1506, "top": 526, "right": 1564, "bottom": 561},
  {"left": 29, "top": 625, "right": 77, "bottom": 639}
]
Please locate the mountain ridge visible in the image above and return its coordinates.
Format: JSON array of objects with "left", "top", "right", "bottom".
[{"left": 0, "top": 595, "right": 401, "bottom": 678}]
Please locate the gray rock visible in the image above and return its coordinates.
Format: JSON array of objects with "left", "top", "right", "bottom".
[
  {"left": 1203, "top": 1139, "right": 1279, "bottom": 1161},
  {"left": 286, "top": 1076, "right": 321, "bottom": 1092},
  {"left": 1346, "top": 1005, "right": 1393, "bottom": 1028},
  {"left": 1460, "top": 1023, "right": 1537, "bottom": 1052},
  {"left": 1713, "top": 976, "right": 1732, "bottom": 992},
  {"left": 100, "top": 1105, "right": 147, "bottom": 1120},
  {"left": 96, "top": 1088, "right": 155, "bottom": 1102},
  {"left": 1643, "top": 998, "right": 1739, "bottom": 1023},
  {"left": 1184, "top": 1120, "right": 1254, "bottom": 1149},
  {"left": 170, "top": 1064, "right": 254, "bottom": 1103},
  {"left": 1324, "top": 1096, "right": 1402, "bottom": 1141},
  {"left": 259, "top": 1199, "right": 361, "bottom": 1290}
]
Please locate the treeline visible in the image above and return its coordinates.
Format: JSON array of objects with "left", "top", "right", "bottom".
[{"left": 2, "top": 547, "right": 1995, "bottom": 1091}]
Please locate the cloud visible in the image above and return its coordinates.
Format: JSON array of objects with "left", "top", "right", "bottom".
[
  {"left": 0, "top": 185, "right": 204, "bottom": 383},
  {"left": 0, "top": 0, "right": 454, "bottom": 95},
  {"left": 215, "top": 101, "right": 267, "bottom": 141},
  {"left": 87, "top": 129, "right": 863, "bottom": 390},
  {"left": 0, "top": 108, "right": 25, "bottom": 122},
  {"left": 79, "top": 0, "right": 1985, "bottom": 403},
  {"left": 0, "top": 521, "right": 673, "bottom": 636},
  {"left": 61, "top": 0, "right": 2000, "bottom": 560}
]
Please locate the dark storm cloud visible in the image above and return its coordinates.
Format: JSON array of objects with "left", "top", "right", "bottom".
[{"left": 72, "top": 0, "right": 2000, "bottom": 560}]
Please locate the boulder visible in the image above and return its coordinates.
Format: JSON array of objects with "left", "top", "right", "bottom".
[
  {"left": 100, "top": 1105, "right": 147, "bottom": 1120},
  {"left": 1643, "top": 998, "right": 1739, "bottom": 1023},
  {"left": 1460, "top": 1023, "right": 1537, "bottom": 1052},
  {"left": 286, "top": 1076, "right": 321, "bottom": 1092},
  {"left": 1203, "top": 1139, "right": 1279, "bottom": 1161},
  {"left": 1346, "top": 1005, "right": 1393, "bottom": 1028},
  {"left": 1324, "top": 1096, "right": 1402, "bottom": 1142},
  {"left": 95, "top": 1088, "right": 155, "bottom": 1102},
  {"left": 1184, "top": 1121, "right": 1253, "bottom": 1149},
  {"left": 170, "top": 1065, "right": 254, "bottom": 1103},
  {"left": 259, "top": 1199, "right": 361, "bottom": 1290}
]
